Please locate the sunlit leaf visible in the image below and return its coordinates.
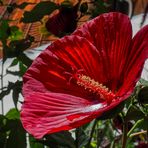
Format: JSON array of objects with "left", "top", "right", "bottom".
[
  {"left": 6, "top": 108, "right": 20, "bottom": 120},
  {"left": 9, "top": 26, "right": 23, "bottom": 41},
  {"left": 19, "top": 61, "right": 27, "bottom": 76},
  {"left": 9, "top": 58, "right": 19, "bottom": 67}
]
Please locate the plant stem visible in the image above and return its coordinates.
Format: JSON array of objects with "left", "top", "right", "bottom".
[
  {"left": 127, "top": 119, "right": 144, "bottom": 137},
  {"left": 122, "top": 121, "right": 128, "bottom": 148},
  {"left": 1, "top": 58, "right": 4, "bottom": 114},
  {"left": 129, "top": 130, "right": 147, "bottom": 138},
  {"left": 86, "top": 119, "right": 97, "bottom": 148}
]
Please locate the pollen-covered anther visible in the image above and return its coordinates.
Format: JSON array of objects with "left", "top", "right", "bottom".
[{"left": 76, "top": 74, "right": 116, "bottom": 104}]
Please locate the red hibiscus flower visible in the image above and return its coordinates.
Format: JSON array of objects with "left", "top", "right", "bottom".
[{"left": 21, "top": 12, "right": 148, "bottom": 139}]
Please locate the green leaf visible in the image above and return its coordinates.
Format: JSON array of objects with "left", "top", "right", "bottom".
[
  {"left": 41, "top": 131, "right": 75, "bottom": 148},
  {"left": 80, "top": 2, "right": 88, "bottom": 13},
  {"left": 0, "top": 20, "right": 10, "bottom": 41},
  {"left": 7, "top": 61, "right": 27, "bottom": 77},
  {"left": 6, "top": 108, "right": 20, "bottom": 120},
  {"left": 7, "top": 2, "right": 34, "bottom": 13},
  {"left": 29, "top": 135, "right": 44, "bottom": 148},
  {"left": 6, "top": 120, "right": 26, "bottom": 148},
  {"left": 139, "top": 78, "right": 148, "bottom": 86},
  {"left": 138, "top": 87, "right": 148, "bottom": 104},
  {"left": 98, "top": 102, "right": 124, "bottom": 120},
  {"left": 75, "top": 127, "right": 89, "bottom": 148},
  {"left": 0, "top": 0, "right": 3, "bottom": 5},
  {"left": 0, "top": 133, "right": 7, "bottom": 148},
  {"left": 9, "top": 58, "right": 19, "bottom": 67},
  {"left": 138, "top": 117, "right": 148, "bottom": 130},
  {"left": 8, "top": 35, "right": 34, "bottom": 57},
  {"left": 7, "top": 4, "right": 16, "bottom": 13},
  {"left": 18, "top": 53, "right": 32, "bottom": 67},
  {"left": 21, "top": 1, "right": 58, "bottom": 23},
  {"left": 6, "top": 69, "right": 20, "bottom": 76},
  {"left": 9, "top": 26, "right": 23, "bottom": 41},
  {"left": 12, "top": 81, "right": 22, "bottom": 108},
  {"left": 61, "top": 0, "right": 73, "bottom": 9},
  {"left": 19, "top": 61, "right": 27, "bottom": 76},
  {"left": 17, "top": 2, "right": 34, "bottom": 9},
  {"left": 125, "top": 106, "right": 145, "bottom": 121}
]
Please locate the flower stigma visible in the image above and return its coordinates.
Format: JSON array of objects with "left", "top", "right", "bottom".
[{"left": 76, "top": 74, "right": 116, "bottom": 104}]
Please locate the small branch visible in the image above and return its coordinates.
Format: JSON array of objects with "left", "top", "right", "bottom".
[
  {"left": 127, "top": 119, "right": 144, "bottom": 137},
  {"left": 0, "top": 59, "right": 4, "bottom": 114},
  {"left": 122, "top": 121, "right": 128, "bottom": 148},
  {"left": 86, "top": 119, "right": 97, "bottom": 148},
  {"left": 129, "top": 130, "right": 147, "bottom": 138}
]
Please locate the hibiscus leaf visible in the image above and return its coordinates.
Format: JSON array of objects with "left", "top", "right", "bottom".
[
  {"left": 17, "top": 2, "right": 34, "bottom": 9},
  {"left": 6, "top": 69, "right": 20, "bottom": 76},
  {"left": 8, "top": 35, "right": 34, "bottom": 54},
  {"left": 9, "top": 58, "right": 19, "bottom": 67},
  {"left": 0, "top": 20, "right": 10, "bottom": 41},
  {"left": 138, "top": 86, "right": 148, "bottom": 104},
  {"left": 21, "top": 1, "right": 58, "bottom": 23},
  {"left": 0, "top": 132, "right": 7, "bottom": 148},
  {"left": 75, "top": 127, "right": 89, "bottom": 148},
  {"left": 98, "top": 102, "right": 125, "bottom": 120},
  {"left": 137, "top": 118, "right": 148, "bottom": 130},
  {"left": 9, "top": 26, "right": 23, "bottom": 41},
  {"left": 29, "top": 135, "right": 44, "bottom": 148},
  {"left": 80, "top": 2, "right": 88, "bottom": 13},
  {"left": 42, "top": 131, "right": 75, "bottom": 148},
  {"left": 139, "top": 78, "right": 148, "bottom": 86},
  {"left": 5, "top": 120, "right": 26, "bottom": 148},
  {"left": 6, "top": 108, "right": 20, "bottom": 120},
  {"left": 17, "top": 53, "right": 32, "bottom": 67},
  {"left": 19, "top": 61, "right": 28, "bottom": 76},
  {"left": 125, "top": 106, "right": 145, "bottom": 121},
  {"left": 12, "top": 81, "right": 22, "bottom": 108}
]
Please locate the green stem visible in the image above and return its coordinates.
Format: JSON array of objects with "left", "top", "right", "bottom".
[
  {"left": 1, "top": 58, "right": 4, "bottom": 114},
  {"left": 127, "top": 119, "right": 144, "bottom": 137},
  {"left": 129, "top": 130, "right": 147, "bottom": 138},
  {"left": 122, "top": 121, "right": 128, "bottom": 148},
  {"left": 86, "top": 119, "right": 97, "bottom": 148}
]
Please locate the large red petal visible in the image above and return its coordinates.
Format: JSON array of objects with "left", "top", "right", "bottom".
[
  {"left": 73, "top": 12, "right": 132, "bottom": 91},
  {"left": 117, "top": 25, "right": 148, "bottom": 97},
  {"left": 21, "top": 92, "right": 124, "bottom": 139},
  {"left": 23, "top": 36, "right": 102, "bottom": 100}
]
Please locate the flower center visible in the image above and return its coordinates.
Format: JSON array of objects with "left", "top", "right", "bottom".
[{"left": 76, "top": 74, "right": 116, "bottom": 104}]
